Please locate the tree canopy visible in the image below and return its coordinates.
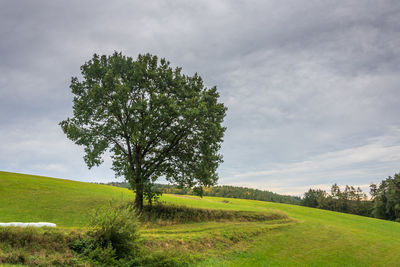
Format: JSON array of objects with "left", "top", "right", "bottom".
[
  {"left": 371, "top": 173, "right": 400, "bottom": 221},
  {"left": 301, "top": 184, "right": 371, "bottom": 217},
  {"left": 60, "top": 52, "right": 227, "bottom": 209}
]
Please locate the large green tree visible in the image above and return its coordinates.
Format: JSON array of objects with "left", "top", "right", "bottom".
[{"left": 60, "top": 52, "right": 227, "bottom": 210}]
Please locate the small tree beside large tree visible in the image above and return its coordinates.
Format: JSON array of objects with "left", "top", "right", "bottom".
[{"left": 60, "top": 52, "right": 227, "bottom": 210}]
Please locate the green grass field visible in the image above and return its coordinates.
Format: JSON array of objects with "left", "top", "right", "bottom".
[
  {"left": 0, "top": 171, "right": 132, "bottom": 227},
  {"left": 1, "top": 171, "right": 400, "bottom": 266}
]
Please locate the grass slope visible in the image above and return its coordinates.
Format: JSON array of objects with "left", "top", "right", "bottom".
[
  {"left": 1, "top": 171, "right": 400, "bottom": 266},
  {"left": 0, "top": 171, "right": 132, "bottom": 227},
  {"left": 156, "top": 195, "right": 400, "bottom": 266}
]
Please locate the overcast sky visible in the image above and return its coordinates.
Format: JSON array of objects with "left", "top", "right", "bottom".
[{"left": 1, "top": 0, "right": 400, "bottom": 195}]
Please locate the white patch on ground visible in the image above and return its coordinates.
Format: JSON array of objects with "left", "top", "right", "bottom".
[{"left": 0, "top": 222, "right": 56, "bottom": 227}]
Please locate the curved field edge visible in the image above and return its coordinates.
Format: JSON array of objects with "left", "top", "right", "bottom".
[
  {"left": 159, "top": 195, "right": 400, "bottom": 266},
  {"left": 1, "top": 171, "right": 400, "bottom": 266},
  {"left": 0, "top": 220, "right": 294, "bottom": 266}
]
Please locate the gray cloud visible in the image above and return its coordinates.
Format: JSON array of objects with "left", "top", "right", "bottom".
[{"left": 1, "top": 0, "right": 400, "bottom": 194}]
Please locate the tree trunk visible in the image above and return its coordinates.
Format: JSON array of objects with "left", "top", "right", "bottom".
[{"left": 135, "top": 183, "right": 144, "bottom": 211}]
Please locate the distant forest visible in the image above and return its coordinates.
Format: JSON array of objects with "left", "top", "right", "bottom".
[
  {"left": 302, "top": 184, "right": 373, "bottom": 217},
  {"left": 302, "top": 172, "right": 400, "bottom": 222},
  {"left": 103, "top": 182, "right": 302, "bottom": 205}
]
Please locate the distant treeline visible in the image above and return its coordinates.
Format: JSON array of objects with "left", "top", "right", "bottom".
[
  {"left": 103, "top": 182, "right": 302, "bottom": 205},
  {"left": 301, "top": 172, "right": 400, "bottom": 222},
  {"left": 302, "top": 184, "right": 373, "bottom": 217}
]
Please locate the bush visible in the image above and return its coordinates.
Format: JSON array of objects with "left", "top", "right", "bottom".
[
  {"left": 89, "top": 202, "right": 139, "bottom": 257},
  {"left": 70, "top": 202, "right": 140, "bottom": 265}
]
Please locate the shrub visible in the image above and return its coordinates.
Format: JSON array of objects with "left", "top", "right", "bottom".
[
  {"left": 89, "top": 202, "right": 139, "bottom": 257},
  {"left": 70, "top": 202, "right": 140, "bottom": 265}
]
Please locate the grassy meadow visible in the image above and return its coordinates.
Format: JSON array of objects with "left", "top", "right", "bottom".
[
  {"left": 0, "top": 171, "right": 131, "bottom": 227},
  {"left": 1, "top": 171, "right": 400, "bottom": 266}
]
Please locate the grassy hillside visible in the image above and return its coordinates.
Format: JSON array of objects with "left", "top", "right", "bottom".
[
  {"left": 0, "top": 171, "right": 132, "bottom": 227},
  {"left": 1, "top": 171, "right": 400, "bottom": 266}
]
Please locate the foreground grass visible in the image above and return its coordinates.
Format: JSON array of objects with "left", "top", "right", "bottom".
[
  {"left": 0, "top": 227, "right": 87, "bottom": 266},
  {"left": 184, "top": 198, "right": 400, "bottom": 266},
  {"left": 0, "top": 220, "right": 293, "bottom": 266},
  {"left": 1, "top": 171, "right": 400, "bottom": 266}
]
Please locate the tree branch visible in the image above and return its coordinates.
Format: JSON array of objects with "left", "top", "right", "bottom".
[{"left": 143, "top": 128, "right": 187, "bottom": 178}]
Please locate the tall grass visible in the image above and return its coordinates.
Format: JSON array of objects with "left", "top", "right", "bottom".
[
  {"left": 0, "top": 227, "right": 85, "bottom": 266},
  {"left": 139, "top": 203, "right": 288, "bottom": 224}
]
